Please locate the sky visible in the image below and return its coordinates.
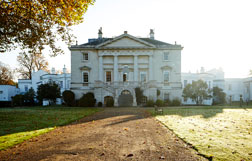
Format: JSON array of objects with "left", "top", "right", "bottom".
[{"left": 1, "top": 0, "right": 252, "bottom": 78}]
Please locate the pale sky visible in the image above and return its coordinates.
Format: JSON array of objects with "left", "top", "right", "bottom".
[{"left": 1, "top": 0, "right": 252, "bottom": 78}]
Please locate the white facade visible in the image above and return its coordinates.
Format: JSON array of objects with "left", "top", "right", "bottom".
[
  {"left": 0, "top": 85, "right": 20, "bottom": 102},
  {"left": 18, "top": 66, "right": 71, "bottom": 94},
  {"left": 181, "top": 68, "right": 214, "bottom": 105},
  {"left": 69, "top": 29, "right": 183, "bottom": 106}
]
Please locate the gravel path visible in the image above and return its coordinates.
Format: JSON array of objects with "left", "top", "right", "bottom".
[{"left": 0, "top": 108, "right": 206, "bottom": 161}]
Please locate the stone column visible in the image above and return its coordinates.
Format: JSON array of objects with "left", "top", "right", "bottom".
[
  {"left": 114, "top": 55, "right": 118, "bottom": 83},
  {"left": 99, "top": 56, "right": 103, "bottom": 81},
  {"left": 134, "top": 55, "right": 138, "bottom": 82},
  {"left": 149, "top": 55, "right": 153, "bottom": 81}
]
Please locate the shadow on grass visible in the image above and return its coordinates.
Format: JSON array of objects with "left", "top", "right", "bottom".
[{"left": 151, "top": 106, "right": 252, "bottom": 118}]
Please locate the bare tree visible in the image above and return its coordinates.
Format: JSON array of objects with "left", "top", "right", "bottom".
[
  {"left": 16, "top": 51, "right": 49, "bottom": 79},
  {"left": 0, "top": 61, "right": 15, "bottom": 85}
]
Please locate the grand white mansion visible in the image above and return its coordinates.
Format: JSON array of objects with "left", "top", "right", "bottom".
[{"left": 69, "top": 28, "right": 183, "bottom": 106}]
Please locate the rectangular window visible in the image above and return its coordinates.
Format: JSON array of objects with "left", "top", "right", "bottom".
[
  {"left": 164, "top": 93, "right": 169, "bottom": 101},
  {"left": 140, "top": 72, "right": 147, "bottom": 82},
  {"left": 0, "top": 91, "right": 3, "bottom": 94},
  {"left": 163, "top": 52, "right": 169, "bottom": 61},
  {"left": 25, "top": 85, "right": 28, "bottom": 92},
  {"left": 83, "top": 72, "right": 88, "bottom": 83},
  {"left": 208, "top": 81, "right": 211, "bottom": 88},
  {"left": 164, "top": 71, "right": 169, "bottom": 82},
  {"left": 106, "top": 71, "right": 112, "bottom": 82},
  {"left": 83, "top": 53, "right": 88, "bottom": 61},
  {"left": 184, "top": 80, "right": 188, "bottom": 87},
  {"left": 60, "top": 81, "right": 63, "bottom": 88}
]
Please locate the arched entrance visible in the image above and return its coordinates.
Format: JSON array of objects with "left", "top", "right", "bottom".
[
  {"left": 104, "top": 96, "right": 114, "bottom": 107},
  {"left": 118, "top": 90, "right": 133, "bottom": 107}
]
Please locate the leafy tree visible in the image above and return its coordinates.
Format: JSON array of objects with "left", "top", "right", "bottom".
[
  {"left": 23, "top": 87, "right": 36, "bottom": 106},
  {"left": 12, "top": 94, "right": 24, "bottom": 106},
  {"left": 62, "top": 90, "right": 75, "bottom": 106},
  {"left": 212, "top": 87, "right": 226, "bottom": 105},
  {"left": 0, "top": 0, "right": 95, "bottom": 56},
  {"left": 0, "top": 61, "right": 15, "bottom": 85},
  {"left": 37, "top": 82, "right": 61, "bottom": 105},
  {"left": 16, "top": 51, "right": 49, "bottom": 79},
  {"left": 182, "top": 80, "right": 212, "bottom": 105},
  {"left": 135, "top": 87, "right": 143, "bottom": 105}
]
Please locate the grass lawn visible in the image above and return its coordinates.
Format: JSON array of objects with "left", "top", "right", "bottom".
[
  {"left": 151, "top": 106, "right": 252, "bottom": 161},
  {"left": 0, "top": 106, "right": 101, "bottom": 150}
]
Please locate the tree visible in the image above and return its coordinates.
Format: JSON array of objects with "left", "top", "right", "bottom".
[
  {"left": 0, "top": 0, "right": 95, "bottom": 56},
  {"left": 23, "top": 87, "right": 36, "bottom": 106},
  {"left": 135, "top": 87, "right": 144, "bottom": 105},
  {"left": 182, "top": 80, "right": 212, "bottom": 105},
  {"left": 16, "top": 51, "right": 49, "bottom": 79},
  {"left": 212, "top": 87, "right": 226, "bottom": 105},
  {"left": 37, "top": 82, "right": 61, "bottom": 105},
  {"left": 0, "top": 61, "right": 15, "bottom": 85}
]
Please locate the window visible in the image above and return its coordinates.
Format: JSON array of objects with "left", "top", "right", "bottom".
[
  {"left": 140, "top": 72, "right": 147, "bottom": 82},
  {"left": 184, "top": 80, "right": 188, "bottom": 87},
  {"left": 60, "top": 81, "right": 63, "bottom": 88},
  {"left": 83, "top": 72, "right": 89, "bottom": 83},
  {"left": 163, "top": 52, "right": 169, "bottom": 61},
  {"left": 83, "top": 53, "right": 88, "bottom": 61},
  {"left": 208, "top": 81, "right": 211, "bottom": 88},
  {"left": 24, "top": 85, "right": 28, "bottom": 92},
  {"left": 164, "top": 93, "right": 169, "bottom": 101},
  {"left": 106, "top": 71, "right": 112, "bottom": 82},
  {"left": 163, "top": 71, "right": 169, "bottom": 82},
  {"left": 123, "top": 73, "right": 127, "bottom": 82},
  {"left": 0, "top": 91, "right": 3, "bottom": 94}
]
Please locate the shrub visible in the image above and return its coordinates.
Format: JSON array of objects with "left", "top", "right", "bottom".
[
  {"left": 12, "top": 94, "right": 24, "bottom": 106},
  {"left": 164, "top": 99, "right": 171, "bottom": 106},
  {"left": 106, "top": 98, "right": 114, "bottom": 107},
  {"left": 37, "top": 82, "right": 61, "bottom": 105},
  {"left": 97, "top": 102, "right": 103, "bottom": 107},
  {"left": 146, "top": 99, "right": 155, "bottom": 107},
  {"left": 23, "top": 88, "right": 36, "bottom": 106},
  {"left": 157, "top": 89, "right": 161, "bottom": 97},
  {"left": 62, "top": 90, "right": 75, "bottom": 106},
  {"left": 78, "top": 92, "right": 96, "bottom": 107},
  {"left": 155, "top": 99, "right": 164, "bottom": 107},
  {"left": 171, "top": 98, "right": 181, "bottom": 106}
]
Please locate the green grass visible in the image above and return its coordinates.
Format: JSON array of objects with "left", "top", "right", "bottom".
[
  {"left": 151, "top": 106, "right": 252, "bottom": 161},
  {"left": 0, "top": 106, "right": 101, "bottom": 150}
]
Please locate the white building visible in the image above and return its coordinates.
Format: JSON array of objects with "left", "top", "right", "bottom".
[
  {"left": 181, "top": 67, "right": 214, "bottom": 105},
  {"left": 18, "top": 66, "right": 71, "bottom": 94},
  {"left": 0, "top": 85, "right": 20, "bottom": 102},
  {"left": 69, "top": 28, "right": 183, "bottom": 106}
]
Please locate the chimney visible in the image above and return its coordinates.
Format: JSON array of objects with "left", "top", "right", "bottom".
[
  {"left": 124, "top": 31, "right": 128, "bottom": 34},
  {"left": 98, "top": 27, "right": 102, "bottom": 39},
  {"left": 150, "top": 29, "right": 154, "bottom": 40},
  {"left": 63, "top": 65, "right": 66, "bottom": 74},
  {"left": 51, "top": 67, "right": 55, "bottom": 74}
]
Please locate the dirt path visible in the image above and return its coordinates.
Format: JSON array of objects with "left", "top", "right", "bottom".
[{"left": 0, "top": 108, "right": 206, "bottom": 161}]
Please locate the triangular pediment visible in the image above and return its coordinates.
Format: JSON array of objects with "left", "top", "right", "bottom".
[{"left": 96, "top": 34, "right": 155, "bottom": 49}]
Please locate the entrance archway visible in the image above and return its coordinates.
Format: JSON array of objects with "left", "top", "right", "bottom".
[
  {"left": 118, "top": 90, "right": 133, "bottom": 107},
  {"left": 104, "top": 96, "right": 114, "bottom": 107}
]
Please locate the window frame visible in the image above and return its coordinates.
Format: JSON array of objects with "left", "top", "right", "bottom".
[
  {"left": 82, "top": 53, "right": 89, "bottom": 61},
  {"left": 105, "top": 71, "right": 112, "bottom": 82},
  {"left": 82, "top": 71, "right": 89, "bottom": 83},
  {"left": 163, "top": 71, "right": 170, "bottom": 82},
  {"left": 163, "top": 52, "right": 169, "bottom": 61},
  {"left": 140, "top": 72, "right": 147, "bottom": 82}
]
